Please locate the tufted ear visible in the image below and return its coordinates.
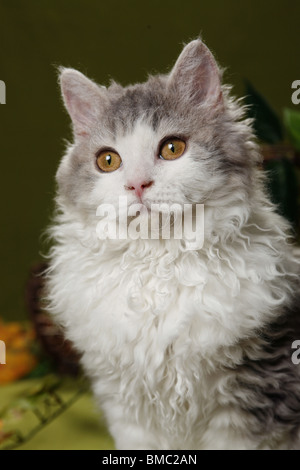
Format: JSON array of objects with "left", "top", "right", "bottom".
[
  {"left": 59, "top": 68, "right": 105, "bottom": 138},
  {"left": 168, "top": 39, "right": 223, "bottom": 110}
]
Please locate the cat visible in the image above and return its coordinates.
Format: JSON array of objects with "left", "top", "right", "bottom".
[{"left": 46, "top": 38, "right": 300, "bottom": 450}]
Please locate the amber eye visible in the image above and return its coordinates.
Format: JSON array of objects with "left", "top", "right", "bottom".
[
  {"left": 96, "top": 150, "right": 122, "bottom": 172},
  {"left": 159, "top": 138, "right": 186, "bottom": 160}
]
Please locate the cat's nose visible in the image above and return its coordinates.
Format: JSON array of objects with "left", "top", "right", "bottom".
[{"left": 125, "top": 180, "right": 154, "bottom": 199}]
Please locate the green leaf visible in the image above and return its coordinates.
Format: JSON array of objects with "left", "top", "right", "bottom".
[
  {"left": 25, "top": 358, "right": 54, "bottom": 379},
  {"left": 283, "top": 108, "right": 300, "bottom": 151},
  {"left": 244, "top": 81, "right": 284, "bottom": 144},
  {"left": 264, "top": 157, "right": 299, "bottom": 228}
]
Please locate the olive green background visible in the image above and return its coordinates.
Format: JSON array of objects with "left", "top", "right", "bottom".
[
  {"left": 0, "top": 0, "right": 299, "bottom": 321},
  {"left": 0, "top": 378, "right": 115, "bottom": 449}
]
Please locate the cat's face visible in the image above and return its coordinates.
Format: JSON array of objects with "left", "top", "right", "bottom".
[{"left": 57, "top": 40, "right": 255, "bottom": 224}]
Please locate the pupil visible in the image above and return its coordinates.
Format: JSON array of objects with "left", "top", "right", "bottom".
[
  {"left": 168, "top": 143, "right": 175, "bottom": 153},
  {"left": 106, "top": 155, "right": 112, "bottom": 165}
]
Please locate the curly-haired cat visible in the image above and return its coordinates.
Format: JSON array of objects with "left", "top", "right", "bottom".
[{"left": 46, "top": 39, "right": 300, "bottom": 449}]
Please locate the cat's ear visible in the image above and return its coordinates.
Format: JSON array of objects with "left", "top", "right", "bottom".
[
  {"left": 168, "top": 39, "right": 223, "bottom": 111},
  {"left": 59, "top": 68, "right": 105, "bottom": 138}
]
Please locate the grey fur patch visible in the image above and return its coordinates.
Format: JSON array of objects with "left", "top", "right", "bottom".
[
  {"left": 105, "top": 77, "right": 171, "bottom": 135},
  {"left": 228, "top": 293, "right": 300, "bottom": 447}
]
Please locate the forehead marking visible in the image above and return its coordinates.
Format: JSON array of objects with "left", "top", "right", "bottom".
[{"left": 108, "top": 84, "right": 169, "bottom": 134}]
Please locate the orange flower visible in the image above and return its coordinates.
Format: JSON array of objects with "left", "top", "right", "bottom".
[{"left": 0, "top": 319, "right": 37, "bottom": 384}]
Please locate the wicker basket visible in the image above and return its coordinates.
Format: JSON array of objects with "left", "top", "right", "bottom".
[{"left": 25, "top": 263, "right": 81, "bottom": 376}]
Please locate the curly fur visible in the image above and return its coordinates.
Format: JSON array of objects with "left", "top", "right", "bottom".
[{"left": 46, "top": 39, "right": 300, "bottom": 449}]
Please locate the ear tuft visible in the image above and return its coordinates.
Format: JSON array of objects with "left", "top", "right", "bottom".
[
  {"left": 168, "top": 39, "right": 223, "bottom": 110},
  {"left": 59, "top": 68, "right": 104, "bottom": 138}
]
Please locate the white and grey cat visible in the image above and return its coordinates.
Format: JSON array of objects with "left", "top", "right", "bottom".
[{"left": 46, "top": 39, "right": 300, "bottom": 449}]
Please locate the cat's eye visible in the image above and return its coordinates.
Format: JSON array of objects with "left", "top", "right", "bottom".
[
  {"left": 96, "top": 149, "right": 122, "bottom": 172},
  {"left": 159, "top": 138, "right": 186, "bottom": 160}
]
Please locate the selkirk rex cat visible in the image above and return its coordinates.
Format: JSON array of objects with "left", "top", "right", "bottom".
[{"left": 46, "top": 39, "right": 300, "bottom": 449}]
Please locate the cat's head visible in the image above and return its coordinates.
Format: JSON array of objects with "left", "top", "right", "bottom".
[{"left": 57, "top": 39, "right": 258, "bottom": 229}]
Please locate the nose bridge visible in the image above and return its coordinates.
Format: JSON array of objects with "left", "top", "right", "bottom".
[
  {"left": 119, "top": 122, "right": 155, "bottom": 185},
  {"left": 125, "top": 162, "right": 150, "bottom": 186},
  {"left": 123, "top": 146, "right": 153, "bottom": 185},
  {"left": 123, "top": 149, "right": 154, "bottom": 199}
]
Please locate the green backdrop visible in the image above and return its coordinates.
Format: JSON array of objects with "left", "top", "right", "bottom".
[{"left": 0, "top": 0, "right": 299, "bottom": 321}]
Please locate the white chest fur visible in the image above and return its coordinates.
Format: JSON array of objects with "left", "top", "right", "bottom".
[{"left": 47, "top": 216, "right": 298, "bottom": 449}]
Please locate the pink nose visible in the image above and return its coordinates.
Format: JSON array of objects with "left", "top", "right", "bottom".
[{"left": 125, "top": 180, "right": 154, "bottom": 198}]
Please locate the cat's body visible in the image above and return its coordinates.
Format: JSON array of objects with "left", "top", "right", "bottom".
[{"left": 46, "top": 39, "right": 300, "bottom": 449}]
